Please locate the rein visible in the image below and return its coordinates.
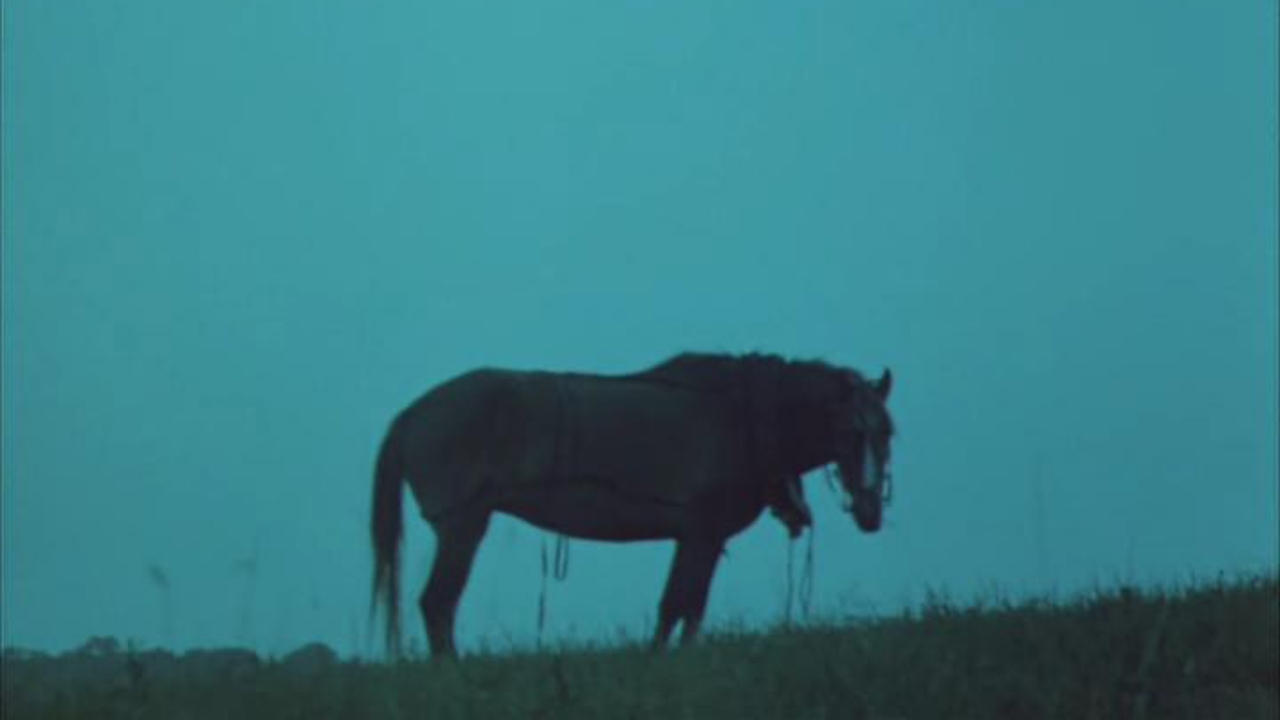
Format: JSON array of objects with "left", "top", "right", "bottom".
[{"left": 784, "top": 525, "right": 815, "bottom": 624}]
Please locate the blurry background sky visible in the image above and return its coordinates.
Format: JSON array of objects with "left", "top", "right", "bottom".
[{"left": 3, "top": 0, "right": 1276, "bottom": 657}]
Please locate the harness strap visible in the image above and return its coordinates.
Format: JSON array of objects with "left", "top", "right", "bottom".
[
  {"left": 784, "top": 525, "right": 816, "bottom": 624},
  {"left": 537, "top": 533, "right": 571, "bottom": 646},
  {"left": 800, "top": 525, "right": 814, "bottom": 618},
  {"left": 553, "top": 534, "right": 570, "bottom": 581},
  {"left": 785, "top": 538, "right": 794, "bottom": 624},
  {"left": 538, "top": 537, "right": 548, "bottom": 647}
]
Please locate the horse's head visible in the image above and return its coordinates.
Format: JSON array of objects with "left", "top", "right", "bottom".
[{"left": 828, "top": 368, "right": 895, "bottom": 533}]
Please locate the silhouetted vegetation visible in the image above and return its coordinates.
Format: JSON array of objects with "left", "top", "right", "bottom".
[{"left": 3, "top": 574, "right": 1275, "bottom": 719}]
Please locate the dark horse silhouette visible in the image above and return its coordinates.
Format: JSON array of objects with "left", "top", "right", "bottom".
[{"left": 371, "top": 352, "right": 895, "bottom": 657}]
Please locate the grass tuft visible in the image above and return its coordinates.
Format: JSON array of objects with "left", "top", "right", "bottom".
[{"left": 3, "top": 574, "right": 1275, "bottom": 719}]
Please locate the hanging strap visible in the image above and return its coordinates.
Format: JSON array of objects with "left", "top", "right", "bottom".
[
  {"left": 785, "top": 537, "right": 795, "bottom": 625},
  {"left": 800, "top": 525, "right": 814, "bottom": 618},
  {"left": 538, "top": 537, "right": 548, "bottom": 648},
  {"left": 784, "top": 525, "right": 816, "bottom": 625},
  {"left": 537, "top": 533, "right": 571, "bottom": 646},
  {"left": 553, "top": 534, "right": 569, "bottom": 581}
]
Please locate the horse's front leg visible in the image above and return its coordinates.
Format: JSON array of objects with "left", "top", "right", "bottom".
[{"left": 651, "top": 537, "right": 724, "bottom": 649}]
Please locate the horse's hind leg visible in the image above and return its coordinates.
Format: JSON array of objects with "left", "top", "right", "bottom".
[
  {"left": 651, "top": 538, "right": 724, "bottom": 649},
  {"left": 420, "top": 509, "right": 490, "bottom": 658}
]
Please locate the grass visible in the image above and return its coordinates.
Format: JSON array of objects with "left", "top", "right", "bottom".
[{"left": 3, "top": 574, "right": 1275, "bottom": 720}]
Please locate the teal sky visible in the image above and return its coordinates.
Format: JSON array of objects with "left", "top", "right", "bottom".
[{"left": 3, "top": 0, "right": 1276, "bottom": 657}]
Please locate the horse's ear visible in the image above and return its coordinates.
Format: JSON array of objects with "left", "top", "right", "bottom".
[{"left": 876, "top": 368, "right": 893, "bottom": 401}]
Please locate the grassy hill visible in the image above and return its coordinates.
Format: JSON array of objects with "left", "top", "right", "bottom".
[{"left": 3, "top": 574, "right": 1275, "bottom": 719}]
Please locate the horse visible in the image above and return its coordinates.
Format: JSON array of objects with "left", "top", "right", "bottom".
[{"left": 370, "top": 352, "right": 896, "bottom": 658}]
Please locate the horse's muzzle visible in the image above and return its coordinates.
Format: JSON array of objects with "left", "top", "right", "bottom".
[{"left": 851, "top": 492, "right": 882, "bottom": 533}]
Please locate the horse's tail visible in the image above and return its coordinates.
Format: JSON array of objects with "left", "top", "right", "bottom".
[{"left": 371, "top": 412, "right": 406, "bottom": 657}]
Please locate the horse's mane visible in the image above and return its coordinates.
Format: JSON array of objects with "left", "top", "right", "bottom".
[
  {"left": 628, "top": 351, "right": 860, "bottom": 393},
  {"left": 627, "top": 352, "right": 757, "bottom": 391},
  {"left": 624, "top": 352, "right": 861, "bottom": 478}
]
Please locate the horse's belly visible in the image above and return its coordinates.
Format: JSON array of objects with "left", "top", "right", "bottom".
[{"left": 496, "top": 480, "right": 684, "bottom": 541}]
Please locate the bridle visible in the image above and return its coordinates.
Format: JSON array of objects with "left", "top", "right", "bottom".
[
  {"left": 823, "top": 447, "right": 893, "bottom": 510},
  {"left": 877, "top": 468, "right": 894, "bottom": 506}
]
